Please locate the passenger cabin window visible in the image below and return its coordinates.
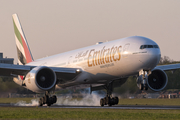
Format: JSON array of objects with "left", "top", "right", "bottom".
[{"left": 140, "top": 45, "right": 159, "bottom": 49}]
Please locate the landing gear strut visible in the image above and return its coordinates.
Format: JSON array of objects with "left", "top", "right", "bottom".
[
  {"left": 137, "top": 70, "right": 151, "bottom": 91},
  {"left": 39, "top": 91, "right": 57, "bottom": 106},
  {"left": 100, "top": 81, "right": 119, "bottom": 107}
]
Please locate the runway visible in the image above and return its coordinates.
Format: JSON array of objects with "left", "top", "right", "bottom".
[{"left": 0, "top": 103, "right": 180, "bottom": 110}]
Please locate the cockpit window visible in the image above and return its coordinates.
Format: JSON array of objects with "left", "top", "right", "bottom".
[
  {"left": 140, "top": 45, "right": 159, "bottom": 49},
  {"left": 153, "top": 45, "right": 159, "bottom": 48}
]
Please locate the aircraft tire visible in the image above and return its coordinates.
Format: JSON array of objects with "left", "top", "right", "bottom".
[
  {"left": 108, "top": 102, "right": 112, "bottom": 106},
  {"left": 103, "top": 98, "right": 106, "bottom": 105},
  {"left": 47, "top": 102, "right": 51, "bottom": 106},
  {"left": 43, "top": 96, "right": 46, "bottom": 104},
  {"left": 100, "top": 98, "right": 104, "bottom": 107},
  {"left": 52, "top": 95, "right": 57, "bottom": 103},
  {"left": 105, "top": 97, "right": 109, "bottom": 105},
  {"left": 39, "top": 98, "right": 43, "bottom": 106},
  {"left": 115, "top": 97, "right": 119, "bottom": 104}
]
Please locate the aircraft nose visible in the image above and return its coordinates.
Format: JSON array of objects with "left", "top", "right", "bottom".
[
  {"left": 146, "top": 49, "right": 161, "bottom": 69},
  {"left": 151, "top": 51, "right": 161, "bottom": 65}
]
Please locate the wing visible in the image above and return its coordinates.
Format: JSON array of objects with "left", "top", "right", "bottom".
[
  {"left": 0, "top": 63, "right": 81, "bottom": 80},
  {"left": 154, "top": 63, "right": 180, "bottom": 71}
]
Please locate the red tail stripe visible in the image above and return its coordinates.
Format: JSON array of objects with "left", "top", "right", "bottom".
[
  {"left": 21, "top": 35, "right": 32, "bottom": 63},
  {"left": 20, "top": 75, "right": 23, "bottom": 80}
]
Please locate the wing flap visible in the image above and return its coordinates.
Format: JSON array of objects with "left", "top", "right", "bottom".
[
  {"left": 49, "top": 67, "right": 79, "bottom": 74},
  {"left": 0, "top": 63, "right": 34, "bottom": 76},
  {"left": 0, "top": 63, "right": 82, "bottom": 81}
]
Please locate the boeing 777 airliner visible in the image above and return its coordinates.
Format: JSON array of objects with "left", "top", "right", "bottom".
[{"left": 0, "top": 14, "right": 180, "bottom": 106}]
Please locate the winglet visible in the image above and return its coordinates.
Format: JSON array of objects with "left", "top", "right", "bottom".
[{"left": 12, "top": 14, "right": 33, "bottom": 65}]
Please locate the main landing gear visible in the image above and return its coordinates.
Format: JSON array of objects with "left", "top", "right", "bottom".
[
  {"left": 39, "top": 91, "right": 57, "bottom": 106},
  {"left": 100, "top": 81, "right": 119, "bottom": 107},
  {"left": 100, "top": 96, "right": 119, "bottom": 107}
]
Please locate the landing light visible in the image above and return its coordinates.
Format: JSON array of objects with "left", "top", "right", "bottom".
[
  {"left": 76, "top": 69, "right": 81, "bottom": 73},
  {"left": 96, "top": 42, "right": 103, "bottom": 45},
  {"left": 123, "top": 51, "right": 129, "bottom": 54}
]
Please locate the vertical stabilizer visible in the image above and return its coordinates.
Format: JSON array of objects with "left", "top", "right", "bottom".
[{"left": 12, "top": 14, "right": 33, "bottom": 65}]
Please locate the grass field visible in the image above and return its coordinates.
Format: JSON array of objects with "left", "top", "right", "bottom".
[
  {"left": 0, "top": 107, "right": 179, "bottom": 120},
  {"left": 0, "top": 98, "right": 180, "bottom": 119},
  {"left": 0, "top": 98, "right": 34, "bottom": 104},
  {"left": 118, "top": 98, "right": 180, "bottom": 106}
]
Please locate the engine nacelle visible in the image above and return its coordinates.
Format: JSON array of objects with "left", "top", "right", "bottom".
[
  {"left": 147, "top": 69, "right": 168, "bottom": 92},
  {"left": 24, "top": 66, "right": 56, "bottom": 93}
]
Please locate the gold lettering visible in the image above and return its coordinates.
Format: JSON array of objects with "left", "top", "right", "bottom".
[
  {"left": 105, "top": 48, "right": 110, "bottom": 63},
  {"left": 100, "top": 46, "right": 106, "bottom": 64},
  {"left": 110, "top": 46, "right": 114, "bottom": 62},
  {"left": 87, "top": 45, "right": 121, "bottom": 67},
  {"left": 87, "top": 49, "right": 95, "bottom": 67},
  {"left": 94, "top": 51, "right": 100, "bottom": 65},
  {"left": 102, "top": 49, "right": 107, "bottom": 64},
  {"left": 117, "top": 46, "right": 121, "bottom": 61},
  {"left": 113, "top": 47, "right": 117, "bottom": 61}
]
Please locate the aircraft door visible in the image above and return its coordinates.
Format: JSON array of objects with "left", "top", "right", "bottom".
[{"left": 123, "top": 43, "right": 130, "bottom": 58}]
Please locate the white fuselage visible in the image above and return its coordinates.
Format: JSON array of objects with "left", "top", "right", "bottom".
[{"left": 27, "top": 36, "right": 161, "bottom": 89}]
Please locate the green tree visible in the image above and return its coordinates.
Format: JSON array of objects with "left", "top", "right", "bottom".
[{"left": 114, "top": 76, "right": 138, "bottom": 94}]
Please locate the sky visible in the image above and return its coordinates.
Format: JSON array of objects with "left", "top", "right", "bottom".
[{"left": 1, "top": 0, "right": 180, "bottom": 63}]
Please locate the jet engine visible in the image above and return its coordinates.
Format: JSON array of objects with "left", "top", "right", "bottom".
[
  {"left": 24, "top": 66, "right": 57, "bottom": 93},
  {"left": 147, "top": 69, "right": 168, "bottom": 92}
]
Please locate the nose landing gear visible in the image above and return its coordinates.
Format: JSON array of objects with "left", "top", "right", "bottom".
[{"left": 137, "top": 70, "right": 151, "bottom": 91}]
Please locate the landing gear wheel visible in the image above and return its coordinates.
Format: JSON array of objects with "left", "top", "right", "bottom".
[
  {"left": 39, "top": 91, "right": 57, "bottom": 106},
  {"left": 52, "top": 95, "right": 57, "bottom": 103},
  {"left": 105, "top": 97, "right": 108, "bottom": 105},
  {"left": 47, "top": 102, "right": 51, "bottom": 106},
  {"left": 114, "top": 97, "right": 119, "bottom": 105},
  {"left": 108, "top": 102, "right": 112, "bottom": 107},
  {"left": 99, "top": 81, "right": 120, "bottom": 107},
  {"left": 106, "top": 97, "right": 111, "bottom": 105},
  {"left": 100, "top": 98, "right": 104, "bottom": 107},
  {"left": 112, "top": 97, "right": 115, "bottom": 105},
  {"left": 39, "top": 98, "right": 43, "bottom": 106},
  {"left": 43, "top": 96, "right": 49, "bottom": 104},
  {"left": 107, "top": 97, "right": 112, "bottom": 106},
  {"left": 101, "top": 96, "right": 119, "bottom": 106},
  {"left": 103, "top": 98, "right": 106, "bottom": 105}
]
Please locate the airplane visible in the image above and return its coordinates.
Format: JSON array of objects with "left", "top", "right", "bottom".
[{"left": 0, "top": 13, "right": 180, "bottom": 106}]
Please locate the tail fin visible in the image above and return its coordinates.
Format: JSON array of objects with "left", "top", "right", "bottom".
[{"left": 12, "top": 14, "right": 33, "bottom": 65}]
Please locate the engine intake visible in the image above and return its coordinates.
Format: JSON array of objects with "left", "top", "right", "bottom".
[
  {"left": 147, "top": 69, "right": 168, "bottom": 91},
  {"left": 36, "top": 67, "right": 56, "bottom": 89},
  {"left": 24, "top": 66, "right": 56, "bottom": 93}
]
